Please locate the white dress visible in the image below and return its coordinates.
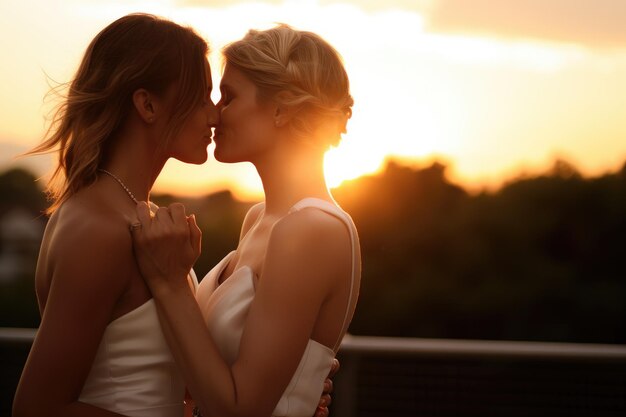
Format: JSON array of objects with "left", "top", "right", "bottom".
[
  {"left": 195, "top": 198, "right": 360, "bottom": 417},
  {"left": 78, "top": 271, "right": 199, "bottom": 417}
]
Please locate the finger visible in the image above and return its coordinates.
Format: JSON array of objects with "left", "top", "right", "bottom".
[
  {"left": 129, "top": 222, "right": 142, "bottom": 234},
  {"left": 319, "top": 393, "right": 331, "bottom": 407},
  {"left": 155, "top": 206, "right": 174, "bottom": 226},
  {"left": 323, "top": 378, "right": 333, "bottom": 394},
  {"left": 314, "top": 406, "right": 329, "bottom": 417},
  {"left": 188, "top": 214, "right": 202, "bottom": 256},
  {"left": 329, "top": 358, "right": 340, "bottom": 377},
  {"left": 169, "top": 203, "right": 188, "bottom": 227},
  {"left": 136, "top": 201, "right": 152, "bottom": 227}
]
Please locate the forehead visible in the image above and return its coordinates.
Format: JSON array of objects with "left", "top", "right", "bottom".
[{"left": 220, "top": 64, "right": 255, "bottom": 90}]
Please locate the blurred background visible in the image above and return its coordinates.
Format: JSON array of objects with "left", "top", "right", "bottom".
[
  {"left": 1, "top": 0, "right": 625, "bottom": 415},
  {"left": 2, "top": 159, "right": 625, "bottom": 342}
]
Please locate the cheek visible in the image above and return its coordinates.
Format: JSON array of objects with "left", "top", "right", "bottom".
[
  {"left": 169, "top": 136, "right": 209, "bottom": 164},
  {"left": 192, "top": 109, "right": 207, "bottom": 131},
  {"left": 218, "top": 102, "right": 274, "bottom": 150},
  {"left": 170, "top": 122, "right": 203, "bottom": 154}
]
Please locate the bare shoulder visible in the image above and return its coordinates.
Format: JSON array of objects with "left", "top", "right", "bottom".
[
  {"left": 278, "top": 205, "right": 349, "bottom": 237},
  {"left": 47, "top": 196, "right": 134, "bottom": 290},
  {"left": 270, "top": 206, "right": 351, "bottom": 265},
  {"left": 55, "top": 200, "right": 130, "bottom": 257},
  {"left": 257, "top": 205, "right": 352, "bottom": 310}
]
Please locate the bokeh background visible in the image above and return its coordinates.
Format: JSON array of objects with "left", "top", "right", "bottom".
[
  {"left": 2, "top": 1, "right": 626, "bottom": 415},
  {"left": 1, "top": 0, "right": 625, "bottom": 352}
]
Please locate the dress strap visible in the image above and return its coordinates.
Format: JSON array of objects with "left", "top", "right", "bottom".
[
  {"left": 289, "top": 198, "right": 359, "bottom": 351},
  {"left": 188, "top": 268, "right": 199, "bottom": 291}
]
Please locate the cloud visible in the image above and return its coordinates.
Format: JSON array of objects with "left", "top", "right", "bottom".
[
  {"left": 176, "top": 0, "right": 282, "bottom": 6},
  {"left": 176, "top": 0, "right": 432, "bottom": 12},
  {"left": 426, "top": 0, "right": 626, "bottom": 49},
  {"left": 176, "top": 0, "right": 626, "bottom": 48},
  {"left": 319, "top": 0, "right": 433, "bottom": 12}
]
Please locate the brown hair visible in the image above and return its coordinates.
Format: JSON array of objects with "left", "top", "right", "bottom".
[
  {"left": 222, "top": 24, "right": 353, "bottom": 149},
  {"left": 30, "top": 13, "right": 209, "bottom": 213}
]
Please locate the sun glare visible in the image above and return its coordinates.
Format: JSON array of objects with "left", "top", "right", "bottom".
[
  {"left": 324, "top": 133, "right": 384, "bottom": 188},
  {"left": 4, "top": 1, "right": 626, "bottom": 200}
]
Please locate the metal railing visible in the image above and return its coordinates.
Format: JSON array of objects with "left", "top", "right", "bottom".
[
  {"left": 333, "top": 334, "right": 626, "bottom": 417},
  {"left": 2, "top": 328, "right": 626, "bottom": 416}
]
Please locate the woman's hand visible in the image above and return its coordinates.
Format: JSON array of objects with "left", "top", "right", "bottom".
[
  {"left": 130, "top": 201, "right": 202, "bottom": 294},
  {"left": 314, "top": 358, "right": 340, "bottom": 417}
]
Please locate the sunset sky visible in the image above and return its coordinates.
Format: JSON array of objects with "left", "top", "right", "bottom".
[{"left": 1, "top": 0, "right": 625, "bottom": 200}]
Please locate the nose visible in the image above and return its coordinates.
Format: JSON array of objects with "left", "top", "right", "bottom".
[{"left": 206, "top": 101, "right": 220, "bottom": 127}]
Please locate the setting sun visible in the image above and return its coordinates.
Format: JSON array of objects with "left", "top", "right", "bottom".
[
  {"left": 3, "top": 6, "right": 626, "bottom": 417},
  {"left": 2, "top": 0, "right": 626, "bottom": 200}
]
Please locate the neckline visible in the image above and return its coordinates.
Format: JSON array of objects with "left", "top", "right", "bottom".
[
  {"left": 208, "top": 256, "right": 339, "bottom": 354},
  {"left": 214, "top": 251, "right": 254, "bottom": 288},
  {"left": 108, "top": 298, "right": 155, "bottom": 326}
]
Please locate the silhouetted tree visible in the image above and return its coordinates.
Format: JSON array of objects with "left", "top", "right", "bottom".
[
  {"left": 1, "top": 158, "right": 625, "bottom": 343},
  {"left": 0, "top": 167, "right": 47, "bottom": 217}
]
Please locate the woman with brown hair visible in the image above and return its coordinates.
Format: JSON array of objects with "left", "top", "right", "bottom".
[{"left": 13, "top": 13, "right": 217, "bottom": 417}]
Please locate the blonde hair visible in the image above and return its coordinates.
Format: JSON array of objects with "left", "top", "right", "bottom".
[
  {"left": 30, "top": 13, "right": 209, "bottom": 214},
  {"left": 222, "top": 24, "right": 353, "bottom": 149}
]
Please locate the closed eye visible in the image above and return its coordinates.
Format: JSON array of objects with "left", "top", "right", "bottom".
[{"left": 219, "top": 85, "right": 234, "bottom": 106}]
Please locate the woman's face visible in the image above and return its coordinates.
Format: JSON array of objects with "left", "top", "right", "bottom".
[
  {"left": 168, "top": 62, "right": 218, "bottom": 165},
  {"left": 213, "top": 64, "right": 276, "bottom": 163}
]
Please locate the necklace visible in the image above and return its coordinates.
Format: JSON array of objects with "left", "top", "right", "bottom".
[{"left": 98, "top": 169, "right": 139, "bottom": 204}]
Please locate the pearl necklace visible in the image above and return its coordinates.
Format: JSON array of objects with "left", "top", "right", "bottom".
[{"left": 98, "top": 169, "right": 139, "bottom": 204}]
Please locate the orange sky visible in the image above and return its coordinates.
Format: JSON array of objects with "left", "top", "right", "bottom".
[{"left": 1, "top": 0, "right": 625, "bottom": 200}]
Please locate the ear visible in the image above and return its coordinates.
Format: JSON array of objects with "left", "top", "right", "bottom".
[
  {"left": 274, "top": 106, "right": 291, "bottom": 128},
  {"left": 273, "top": 91, "right": 295, "bottom": 128},
  {"left": 132, "top": 89, "right": 156, "bottom": 124}
]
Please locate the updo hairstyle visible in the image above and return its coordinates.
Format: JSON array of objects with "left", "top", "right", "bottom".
[{"left": 222, "top": 24, "right": 353, "bottom": 149}]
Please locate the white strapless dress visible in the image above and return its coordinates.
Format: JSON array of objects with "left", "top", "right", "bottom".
[
  {"left": 78, "top": 271, "right": 199, "bottom": 416},
  {"left": 195, "top": 198, "right": 360, "bottom": 417}
]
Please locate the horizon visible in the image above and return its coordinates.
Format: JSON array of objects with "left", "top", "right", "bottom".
[
  {"left": 4, "top": 150, "right": 625, "bottom": 204},
  {"left": 2, "top": 0, "right": 626, "bottom": 200}
]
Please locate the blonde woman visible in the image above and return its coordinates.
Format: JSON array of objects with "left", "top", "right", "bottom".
[
  {"left": 131, "top": 25, "right": 361, "bottom": 417},
  {"left": 13, "top": 15, "right": 334, "bottom": 417}
]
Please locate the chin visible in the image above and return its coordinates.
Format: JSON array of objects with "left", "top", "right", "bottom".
[
  {"left": 213, "top": 146, "right": 252, "bottom": 164},
  {"left": 213, "top": 148, "right": 231, "bottom": 164},
  {"left": 213, "top": 152, "right": 245, "bottom": 164},
  {"left": 176, "top": 153, "right": 208, "bottom": 165},
  {"left": 192, "top": 157, "right": 208, "bottom": 165},
  {"left": 213, "top": 152, "right": 227, "bottom": 163}
]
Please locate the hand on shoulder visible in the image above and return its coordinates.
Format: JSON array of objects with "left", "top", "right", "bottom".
[{"left": 130, "top": 201, "right": 202, "bottom": 295}]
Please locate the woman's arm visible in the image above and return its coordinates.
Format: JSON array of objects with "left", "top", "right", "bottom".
[
  {"left": 142, "top": 202, "right": 336, "bottom": 417},
  {"left": 13, "top": 222, "right": 133, "bottom": 417},
  {"left": 131, "top": 203, "right": 349, "bottom": 417}
]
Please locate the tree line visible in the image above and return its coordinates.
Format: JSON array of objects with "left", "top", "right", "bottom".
[{"left": 1, "top": 158, "right": 624, "bottom": 343}]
